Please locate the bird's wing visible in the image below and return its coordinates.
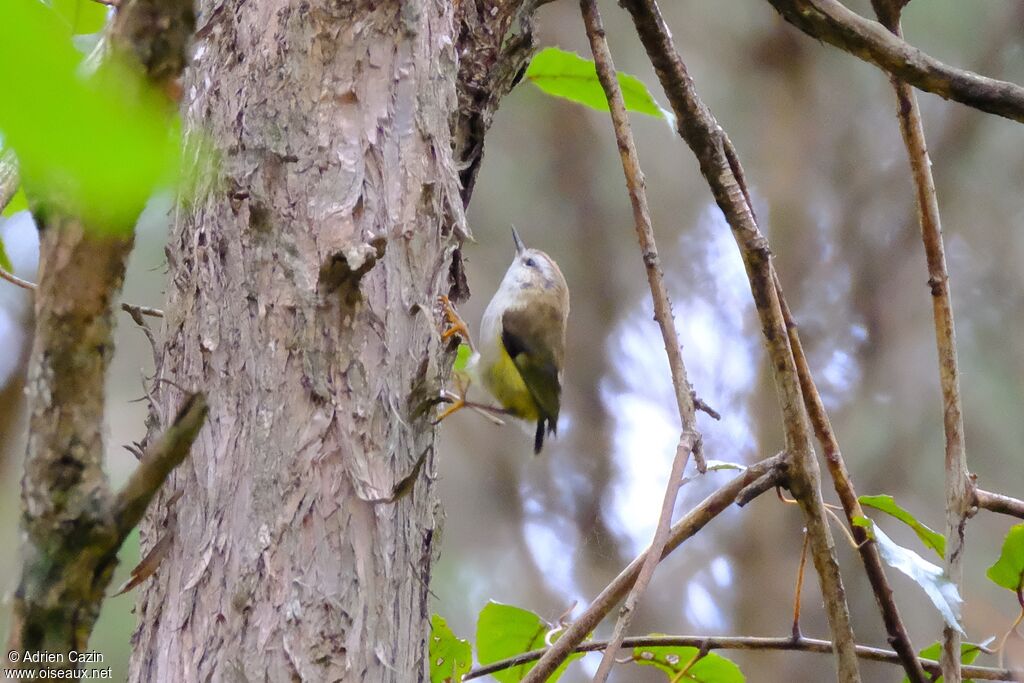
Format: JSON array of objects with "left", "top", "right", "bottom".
[{"left": 501, "top": 305, "right": 563, "bottom": 428}]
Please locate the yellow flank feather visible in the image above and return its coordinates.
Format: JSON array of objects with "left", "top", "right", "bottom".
[{"left": 482, "top": 332, "right": 540, "bottom": 421}]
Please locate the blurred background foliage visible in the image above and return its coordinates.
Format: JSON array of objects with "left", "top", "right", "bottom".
[
  {"left": 1, "top": 0, "right": 1023, "bottom": 681},
  {"left": 0, "top": 0, "right": 181, "bottom": 230}
]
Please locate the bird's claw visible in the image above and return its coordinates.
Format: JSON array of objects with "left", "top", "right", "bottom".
[
  {"left": 433, "top": 391, "right": 466, "bottom": 425},
  {"left": 437, "top": 294, "right": 471, "bottom": 346}
]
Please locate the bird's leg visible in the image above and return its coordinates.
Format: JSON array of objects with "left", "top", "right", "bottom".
[
  {"left": 463, "top": 400, "right": 509, "bottom": 425},
  {"left": 434, "top": 294, "right": 472, "bottom": 423},
  {"left": 437, "top": 294, "right": 474, "bottom": 352},
  {"left": 434, "top": 371, "right": 468, "bottom": 424},
  {"left": 433, "top": 373, "right": 507, "bottom": 426},
  {"left": 434, "top": 295, "right": 507, "bottom": 425}
]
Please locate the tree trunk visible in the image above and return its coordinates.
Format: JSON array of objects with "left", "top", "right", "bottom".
[{"left": 129, "top": 1, "right": 533, "bottom": 680}]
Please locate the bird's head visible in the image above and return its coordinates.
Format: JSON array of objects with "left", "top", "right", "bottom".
[{"left": 497, "top": 226, "right": 568, "bottom": 305}]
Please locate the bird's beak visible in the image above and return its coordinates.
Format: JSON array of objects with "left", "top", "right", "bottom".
[{"left": 511, "top": 225, "right": 526, "bottom": 255}]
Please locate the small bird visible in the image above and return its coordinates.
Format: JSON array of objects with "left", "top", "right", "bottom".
[{"left": 438, "top": 227, "right": 569, "bottom": 453}]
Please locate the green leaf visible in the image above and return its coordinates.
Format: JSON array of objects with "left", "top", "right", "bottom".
[
  {"left": 2, "top": 186, "right": 27, "bottom": 218},
  {"left": 904, "top": 641, "right": 983, "bottom": 683},
  {"left": 0, "top": 237, "right": 11, "bottom": 272},
  {"left": 859, "top": 494, "right": 945, "bottom": 558},
  {"left": 50, "top": 0, "right": 108, "bottom": 35},
  {"left": 0, "top": 0, "right": 182, "bottom": 232},
  {"left": 860, "top": 518, "right": 964, "bottom": 634},
  {"left": 987, "top": 523, "right": 1024, "bottom": 593},
  {"left": 632, "top": 640, "right": 744, "bottom": 682},
  {"left": 851, "top": 516, "right": 873, "bottom": 532},
  {"left": 430, "top": 614, "right": 472, "bottom": 683},
  {"left": 475, "top": 602, "right": 580, "bottom": 683},
  {"left": 525, "top": 48, "right": 664, "bottom": 119},
  {"left": 454, "top": 343, "right": 473, "bottom": 373}
]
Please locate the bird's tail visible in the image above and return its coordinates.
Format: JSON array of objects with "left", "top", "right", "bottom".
[{"left": 533, "top": 417, "right": 557, "bottom": 454}]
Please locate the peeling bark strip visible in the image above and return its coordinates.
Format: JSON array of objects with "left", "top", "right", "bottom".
[{"left": 130, "top": 2, "right": 535, "bottom": 680}]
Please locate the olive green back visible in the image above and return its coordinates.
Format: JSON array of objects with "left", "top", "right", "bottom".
[{"left": 500, "top": 302, "right": 564, "bottom": 427}]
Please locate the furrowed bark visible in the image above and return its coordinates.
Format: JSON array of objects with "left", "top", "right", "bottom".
[
  {"left": 618, "top": 0, "right": 861, "bottom": 679},
  {"left": 128, "top": 1, "right": 537, "bottom": 680}
]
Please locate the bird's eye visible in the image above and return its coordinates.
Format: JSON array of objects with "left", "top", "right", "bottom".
[{"left": 523, "top": 257, "right": 537, "bottom": 269}]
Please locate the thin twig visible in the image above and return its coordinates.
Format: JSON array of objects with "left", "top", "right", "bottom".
[
  {"left": 576, "top": 1, "right": 703, "bottom": 680},
  {"left": 121, "top": 302, "right": 165, "bottom": 318},
  {"left": 465, "top": 633, "right": 1022, "bottom": 681},
  {"left": 619, "top": 1, "right": 861, "bottom": 679},
  {"left": 776, "top": 271, "right": 928, "bottom": 682},
  {"left": 763, "top": 0, "right": 1024, "bottom": 123},
  {"left": 0, "top": 266, "right": 35, "bottom": 291},
  {"left": 975, "top": 488, "right": 1024, "bottom": 520},
  {"left": 126, "top": 310, "right": 159, "bottom": 365},
  {"left": 791, "top": 529, "right": 809, "bottom": 639},
  {"left": 995, "top": 603, "right": 1024, "bottom": 669},
  {"left": 868, "top": 4, "right": 970, "bottom": 679},
  {"left": 519, "top": 453, "right": 787, "bottom": 683},
  {"left": 692, "top": 392, "right": 722, "bottom": 420},
  {"left": 578, "top": 0, "right": 702, "bottom": 472}
]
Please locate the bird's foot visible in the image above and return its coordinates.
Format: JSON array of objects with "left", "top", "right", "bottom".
[
  {"left": 433, "top": 390, "right": 467, "bottom": 425},
  {"left": 437, "top": 294, "right": 472, "bottom": 348},
  {"left": 433, "top": 387, "right": 508, "bottom": 427}
]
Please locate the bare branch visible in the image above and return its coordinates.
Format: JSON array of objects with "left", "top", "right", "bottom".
[
  {"left": 863, "top": 4, "right": 970, "bottom": 678},
  {"left": 764, "top": 0, "right": 1024, "bottom": 123},
  {"left": 112, "top": 393, "right": 207, "bottom": 541},
  {"left": 466, "top": 634, "right": 1022, "bottom": 681},
  {"left": 776, "top": 271, "right": 927, "bottom": 682},
  {"left": 520, "top": 453, "right": 787, "bottom": 683},
  {"left": 736, "top": 460, "right": 788, "bottom": 506},
  {"left": 619, "top": 1, "right": 861, "bottom": 679},
  {"left": 576, "top": 0, "right": 704, "bottom": 679},
  {"left": 692, "top": 391, "right": 722, "bottom": 420},
  {"left": 975, "top": 489, "right": 1024, "bottom": 520}
]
